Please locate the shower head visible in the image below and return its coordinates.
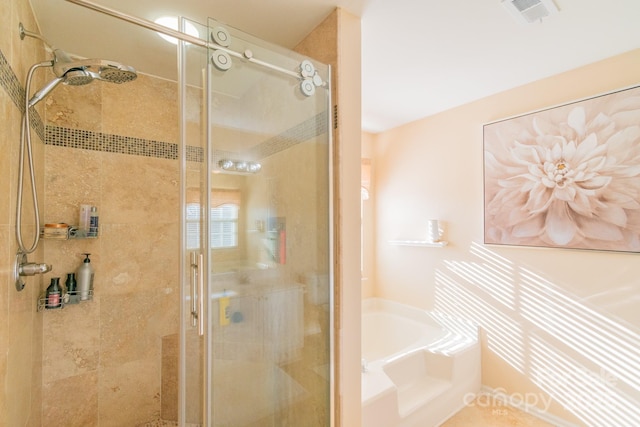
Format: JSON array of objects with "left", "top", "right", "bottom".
[
  {"left": 27, "top": 50, "right": 137, "bottom": 107},
  {"left": 93, "top": 60, "right": 138, "bottom": 84},
  {"left": 52, "top": 49, "right": 138, "bottom": 84},
  {"left": 19, "top": 25, "right": 138, "bottom": 86}
]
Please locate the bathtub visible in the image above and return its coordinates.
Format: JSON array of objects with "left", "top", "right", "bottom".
[{"left": 361, "top": 298, "right": 481, "bottom": 427}]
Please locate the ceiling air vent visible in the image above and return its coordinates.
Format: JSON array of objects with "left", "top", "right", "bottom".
[{"left": 502, "top": 0, "right": 559, "bottom": 24}]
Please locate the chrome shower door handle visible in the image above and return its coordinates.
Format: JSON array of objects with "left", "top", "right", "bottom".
[
  {"left": 190, "top": 252, "right": 198, "bottom": 328},
  {"left": 197, "top": 253, "right": 204, "bottom": 336}
]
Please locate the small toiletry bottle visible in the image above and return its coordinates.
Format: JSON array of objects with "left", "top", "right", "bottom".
[
  {"left": 88, "top": 206, "right": 99, "bottom": 237},
  {"left": 77, "top": 253, "right": 95, "bottom": 301},
  {"left": 219, "top": 296, "right": 230, "bottom": 326},
  {"left": 65, "top": 272, "right": 78, "bottom": 304},
  {"left": 79, "top": 204, "right": 91, "bottom": 237},
  {"left": 45, "top": 277, "right": 62, "bottom": 309}
]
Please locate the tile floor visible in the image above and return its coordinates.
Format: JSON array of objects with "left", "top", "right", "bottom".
[
  {"left": 442, "top": 398, "right": 556, "bottom": 427},
  {"left": 138, "top": 397, "right": 557, "bottom": 427}
]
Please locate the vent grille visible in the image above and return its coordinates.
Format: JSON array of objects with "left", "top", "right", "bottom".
[
  {"left": 502, "top": 0, "right": 559, "bottom": 24},
  {"left": 512, "top": 0, "right": 541, "bottom": 12}
]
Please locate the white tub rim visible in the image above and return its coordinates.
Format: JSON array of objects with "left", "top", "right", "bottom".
[{"left": 361, "top": 297, "right": 478, "bottom": 364}]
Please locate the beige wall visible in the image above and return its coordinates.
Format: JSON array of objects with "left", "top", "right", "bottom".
[
  {"left": 372, "top": 49, "right": 640, "bottom": 424},
  {"left": 0, "top": 0, "right": 46, "bottom": 425},
  {"left": 361, "top": 132, "right": 375, "bottom": 299},
  {"left": 335, "top": 10, "right": 362, "bottom": 426}
]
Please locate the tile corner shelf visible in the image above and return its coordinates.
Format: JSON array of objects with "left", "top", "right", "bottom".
[{"left": 389, "top": 240, "right": 448, "bottom": 247}]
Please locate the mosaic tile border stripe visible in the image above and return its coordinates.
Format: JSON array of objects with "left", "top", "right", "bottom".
[
  {"left": 0, "top": 48, "right": 45, "bottom": 140},
  {"left": 46, "top": 115, "right": 327, "bottom": 163},
  {"left": 45, "top": 125, "right": 190, "bottom": 160},
  {"left": 187, "top": 145, "right": 204, "bottom": 163},
  {"left": 45, "top": 125, "right": 205, "bottom": 163},
  {"left": 0, "top": 49, "right": 25, "bottom": 110},
  {"left": 250, "top": 112, "right": 329, "bottom": 159},
  {"left": 3, "top": 47, "right": 328, "bottom": 163}
]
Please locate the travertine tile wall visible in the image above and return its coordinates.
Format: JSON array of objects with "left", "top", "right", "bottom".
[
  {"left": 0, "top": 0, "right": 47, "bottom": 425},
  {"left": 41, "top": 74, "right": 182, "bottom": 426}
]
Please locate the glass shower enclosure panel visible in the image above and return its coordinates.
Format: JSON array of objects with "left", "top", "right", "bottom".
[
  {"left": 179, "top": 17, "right": 208, "bottom": 427},
  {"left": 204, "top": 17, "right": 332, "bottom": 427}
]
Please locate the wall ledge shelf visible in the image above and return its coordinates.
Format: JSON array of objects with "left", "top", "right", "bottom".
[{"left": 389, "top": 240, "right": 448, "bottom": 247}]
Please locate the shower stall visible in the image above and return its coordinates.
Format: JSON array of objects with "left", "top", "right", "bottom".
[
  {"left": 177, "top": 15, "right": 334, "bottom": 427},
  {"left": 21, "top": 2, "right": 334, "bottom": 425}
]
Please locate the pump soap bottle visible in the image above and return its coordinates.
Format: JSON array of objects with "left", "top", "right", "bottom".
[{"left": 77, "top": 253, "right": 94, "bottom": 301}]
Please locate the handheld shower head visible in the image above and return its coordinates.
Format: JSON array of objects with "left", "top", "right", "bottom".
[
  {"left": 28, "top": 69, "right": 98, "bottom": 108},
  {"left": 63, "top": 69, "right": 98, "bottom": 86},
  {"left": 28, "top": 77, "right": 63, "bottom": 107}
]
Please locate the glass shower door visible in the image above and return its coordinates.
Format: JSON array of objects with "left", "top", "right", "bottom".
[
  {"left": 204, "top": 18, "right": 332, "bottom": 427},
  {"left": 179, "top": 17, "right": 209, "bottom": 427}
]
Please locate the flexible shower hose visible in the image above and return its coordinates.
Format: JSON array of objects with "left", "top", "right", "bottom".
[{"left": 16, "top": 61, "right": 53, "bottom": 254}]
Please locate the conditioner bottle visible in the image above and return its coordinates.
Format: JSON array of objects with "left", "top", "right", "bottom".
[{"left": 77, "top": 253, "right": 95, "bottom": 301}]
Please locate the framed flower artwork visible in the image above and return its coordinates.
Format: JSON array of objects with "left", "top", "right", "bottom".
[{"left": 483, "top": 84, "right": 640, "bottom": 253}]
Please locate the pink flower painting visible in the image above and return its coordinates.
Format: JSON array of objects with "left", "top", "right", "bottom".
[{"left": 484, "top": 85, "right": 640, "bottom": 252}]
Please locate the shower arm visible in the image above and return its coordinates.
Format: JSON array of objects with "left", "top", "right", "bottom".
[
  {"left": 64, "top": 0, "right": 318, "bottom": 82},
  {"left": 19, "top": 23, "right": 55, "bottom": 51}
]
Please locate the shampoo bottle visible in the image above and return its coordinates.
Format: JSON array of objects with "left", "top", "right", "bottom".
[
  {"left": 45, "top": 277, "right": 62, "bottom": 309},
  {"left": 77, "top": 253, "right": 94, "bottom": 301}
]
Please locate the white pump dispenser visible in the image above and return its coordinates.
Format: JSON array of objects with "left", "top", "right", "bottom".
[{"left": 77, "top": 253, "right": 94, "bottom": 301}]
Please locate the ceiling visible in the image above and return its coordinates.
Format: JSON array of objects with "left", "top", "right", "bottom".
[{"left": 28, "top": 0, "right": 640, "bottom": 133}]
